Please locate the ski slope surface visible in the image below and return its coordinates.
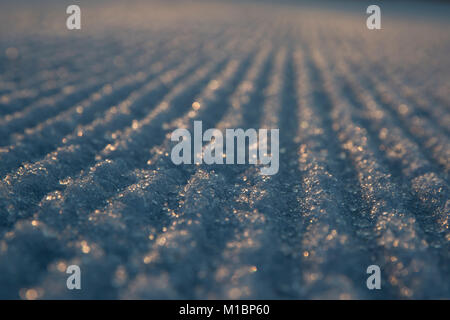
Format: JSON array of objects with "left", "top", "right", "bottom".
[{"left": 0, "top": 0, "right": 449, "bottom": 299}]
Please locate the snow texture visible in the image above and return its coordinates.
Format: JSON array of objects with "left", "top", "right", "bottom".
[{"left": 0, "top": 0, "right": 449, "bottom": 299}]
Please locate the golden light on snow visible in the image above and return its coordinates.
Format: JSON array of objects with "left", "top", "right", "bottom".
[
  {"left": 81, "top": 241, "right": 91, "bottom": 254},
  {"left": 25, "top": 289, "right": 38, "bottom": 300},
  {"left": 192, "top": 101, "right": 201, "bottom": 110},
  {"left": 20, "top": 288, "right": 43, "bottom": 300},
  {"left": 57, "top": 262, "right": 67, "bottom": 272}
]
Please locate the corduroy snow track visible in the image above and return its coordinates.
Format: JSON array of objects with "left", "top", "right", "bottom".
[{"left": 0, "top": 0, "right": 448, "bottom": 299}]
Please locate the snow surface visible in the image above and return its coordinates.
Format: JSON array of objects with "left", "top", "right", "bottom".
[{"left": 0, "top": 0, "right": 449, "bottom": 299}]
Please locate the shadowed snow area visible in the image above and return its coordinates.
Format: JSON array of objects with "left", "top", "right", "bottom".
[{"left": 0, "top": 0, "right": 449, "bottom": 299}]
